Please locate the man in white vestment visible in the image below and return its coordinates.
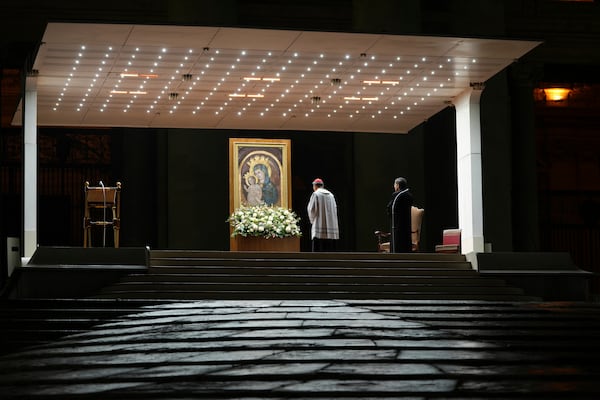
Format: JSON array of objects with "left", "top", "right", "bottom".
[{"left": 307, "top": 178, "right": 340, "bottom": 252}]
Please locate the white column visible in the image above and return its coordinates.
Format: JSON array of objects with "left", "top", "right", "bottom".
[
  {"left": 23, "top": 83, "right": 38, "bottom": 258},
  {"left": 454, "top": 85, "right": 485, "bottom": 255}
]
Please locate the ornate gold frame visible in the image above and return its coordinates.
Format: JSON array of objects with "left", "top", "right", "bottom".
[{"left": 229, "top": 138, "right": 292, "bottom": 214}]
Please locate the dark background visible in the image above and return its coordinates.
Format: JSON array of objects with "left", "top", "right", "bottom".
[{"left": 1, "top": 0, "right": 599, "bottom": 292}]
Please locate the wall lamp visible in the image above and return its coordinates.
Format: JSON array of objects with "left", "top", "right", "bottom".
[{"left": 543, "top": 87, "right": 571, "bottom": 102}]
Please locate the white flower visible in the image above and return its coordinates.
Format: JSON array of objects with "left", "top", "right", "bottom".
[{"left": 227, "top": 205, "right": 302, "bottom": 238}]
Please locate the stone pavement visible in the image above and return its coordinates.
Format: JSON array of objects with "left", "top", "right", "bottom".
[{"left": 1, "top": 299, "right": 600, "bottom": 399}]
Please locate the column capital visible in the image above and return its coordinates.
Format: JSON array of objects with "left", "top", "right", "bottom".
[
  {"left": 469, "top": 82, "right": 485, "bottom": 91},
  {"left": 26, "top": 69, "right": 39, "bottom": 90}
]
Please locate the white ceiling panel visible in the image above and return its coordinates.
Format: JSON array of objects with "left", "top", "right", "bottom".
[{"left": 14, "top": 23, "right": 541, "bottom": 134}]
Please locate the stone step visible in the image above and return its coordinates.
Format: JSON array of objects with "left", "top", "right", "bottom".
[
  {"left": 94, "top": 293, "right": 534, "bottom": 302},
  {"left": 3, "top": 299, "right": 597, "bottom": 398},
  {"left": 150, "top": 258, "right": 474, "bottom": 268},
  {"left": 148, "top": 265, "right": 477, "bottom": 275},
  {"left": 150, "top": 250, "right": 467, "bottom": 262},
  {"left": 93, "top": 290, "right": 536, "bottom": 301},
  {"left": 117, "top": 273, "right": 508, "bottom": 285},
  {"left": 85, "top": 250, "right": 539, "bottom": 302},
  {"left": 98, "top": 281, "right": 525, "bottom": 293}
]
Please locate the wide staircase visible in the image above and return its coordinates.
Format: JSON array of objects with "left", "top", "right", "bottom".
[
  {"left": 4, "top": 251, "right": 600, "bottom": 398},
  {"left": 92, "top": 250, "right": 539, "bottom": 301}
]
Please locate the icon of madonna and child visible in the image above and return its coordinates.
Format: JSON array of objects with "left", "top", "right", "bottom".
[{"left": 240, "top": 153, "right": 282, "bottom": 207}]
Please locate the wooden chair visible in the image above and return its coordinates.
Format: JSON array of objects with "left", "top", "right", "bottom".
[
  {"left": 411, "top": 206, "right": 424, "bottom": 252},
  {"left": 375, "top": 206, "right": 424, "bottom": 253},
  {"left": 83, "top": 181, "right": 121, "bottom": 248},
  {"left": 434, "top": 228, "right": 461, "bottom": 253},
  {"left": 375, "top": 231, "right": 391, "bottom": 253}
]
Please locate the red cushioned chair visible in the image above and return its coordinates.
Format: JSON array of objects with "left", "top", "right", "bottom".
[{"left": 434, "top": 228, "right": 461, "bottom": 254}]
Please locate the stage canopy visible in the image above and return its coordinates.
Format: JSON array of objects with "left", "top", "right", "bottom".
[{"left": 14, "top": 23, "right": 540, "bottom": 133}]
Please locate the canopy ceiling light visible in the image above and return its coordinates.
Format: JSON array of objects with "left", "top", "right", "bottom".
[{"left": 13, "top": 23, "right": 541, "bottom": 133}]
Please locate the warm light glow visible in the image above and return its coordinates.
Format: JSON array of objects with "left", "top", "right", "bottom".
[
  {"left": 544, "top": 88, "right": 571, "bottom": 101},
  {"left": 228, "top": 93, "right": 264, "bottom": 98},
  {"left": 362, "top": 80, "right": 399, "bottom": 85},
  {"left": 243, "top": 77, "right": 280, "bottom": 82},
  {"left": 120, "top": 73, "right": 158, "bottom": 79},
  {"left": 344, "top": 96, "right": 379, "bottom": 101},
  {"left": 110, "top": 90, "right": 147, "bottom": 95}
]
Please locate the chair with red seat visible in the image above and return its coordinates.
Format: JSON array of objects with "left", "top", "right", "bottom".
[{"left": 434, "top": 228, "right": 461, "bottom": 253}]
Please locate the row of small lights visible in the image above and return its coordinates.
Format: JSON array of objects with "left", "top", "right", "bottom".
[
  {"left": 54, "top": 45, "right": 478, "bottom": 120},
  {"left": 53, "top": 45, "right": 112, "bottom": 112},
  {"left": 224, "top": 52, "right": 462, "bottom": 120}
]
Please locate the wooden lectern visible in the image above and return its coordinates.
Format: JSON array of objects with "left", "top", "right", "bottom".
[{"left": 83, "top": 181, "right": 121, "bottom": 248}]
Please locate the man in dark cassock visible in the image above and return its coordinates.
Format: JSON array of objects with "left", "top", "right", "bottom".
[{"left": 386, "top": 177, "right": 413, "bottom": 253}]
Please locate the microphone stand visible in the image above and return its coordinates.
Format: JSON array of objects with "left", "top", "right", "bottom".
[
  {"left": 390, "top": 188, "right": 409, "bottom": 253},
  {"left": 99, "top": 181, "right": 106, "bottom": 248}
]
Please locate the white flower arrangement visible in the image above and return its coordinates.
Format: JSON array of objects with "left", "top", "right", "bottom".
[{"left": 227, "top": 205, "right": 302, "bottom": 238}]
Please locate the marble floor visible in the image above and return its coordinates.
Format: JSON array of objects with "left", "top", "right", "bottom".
[{"left": 1, "top": 299, "right": 599, "bottom": 399}]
